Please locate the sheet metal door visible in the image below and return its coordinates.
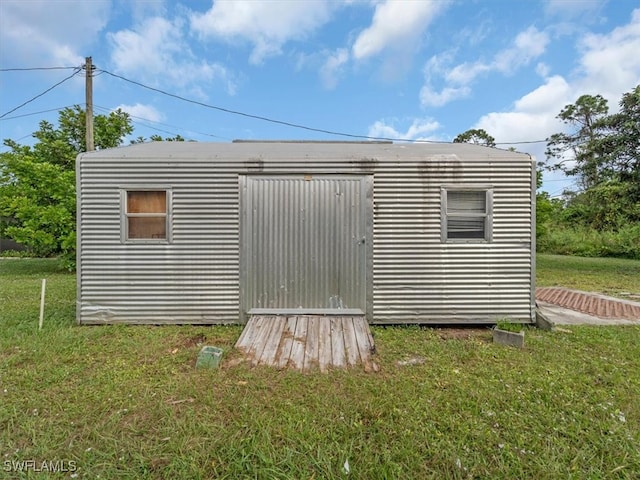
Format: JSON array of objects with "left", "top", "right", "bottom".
[{"left": 240, "top": 175, "right": 372, "bottom": 319}]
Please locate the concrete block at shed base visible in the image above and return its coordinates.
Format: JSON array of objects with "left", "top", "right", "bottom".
[
  {"left": 535, "top": 306, "right": 554, "bottom": 331},
  {"left": 493, "top": 328, "right": 525, "bottom": 348},
  {"left": 196, "top": 346, "right": 224, "bottom": 369}
]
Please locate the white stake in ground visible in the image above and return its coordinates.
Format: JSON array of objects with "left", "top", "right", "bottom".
[{"left": 39, "top": 278, "right": 46, "bottom": 330}]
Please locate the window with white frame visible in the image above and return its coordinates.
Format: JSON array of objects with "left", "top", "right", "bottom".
[
  {"left": 123, "top": 189, "right": 170, "bottom": 241},
  {"left": 441, "top": 187, "right": 492, "bottom": 242}
]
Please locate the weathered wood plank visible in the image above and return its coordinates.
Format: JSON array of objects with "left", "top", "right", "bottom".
[
  {"left": 353, "top": 316, "right": 378, "bottom": 373},
  {"left": 288, "top": 316, "right": 308, "bottom": 370},
  {"left": 258, "top": 317, "right": 287, "bottom": 366},
  {"left": 303, "top": 316, "right": 320, "bottom": 372},
  {"left": 342, "top": 317, "right": 361, "bottom": 367},
  {"left": 242, "top": 315, "right": 266, "bottom": 353},
  {"left": 235, "top": 315, "right": 258, "bottom": 349},
  {"left": 248, "top": 316, "right": 276, "bottom": 367},
  {"left": 317, "top": 318, "right": 332, "bottom": 373},
  {"left": 330, "top": 317, "right": 346, "bottom": 368},
  {"left": 275, "top": 316, "right": 298, "bottom": 369}
]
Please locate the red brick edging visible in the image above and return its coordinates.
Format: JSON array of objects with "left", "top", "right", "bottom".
[{"left": 536, "top": 287, "right": 640, "bottom": 320}]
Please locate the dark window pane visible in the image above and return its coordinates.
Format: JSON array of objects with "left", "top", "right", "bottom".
[{"left": 447, "top": 217, "right": 485, "bottom": 239}]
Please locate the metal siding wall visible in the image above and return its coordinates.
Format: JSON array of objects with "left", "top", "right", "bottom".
[
  {"left": 77, "top": 160, "right": 239, "bottom": 324},
  {"left": 372, "top": 162, "right": 533, "bottom": 323},
  {"left": 77, "top": 144, "right": 534, "bottom": 325}
]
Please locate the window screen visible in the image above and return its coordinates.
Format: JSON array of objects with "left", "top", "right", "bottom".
[
  {"left": 125, "top": 190, "right": 168, "bottom": 240},
  {"left": 443, "top": 189, "right": 491, "bottom": 241}
]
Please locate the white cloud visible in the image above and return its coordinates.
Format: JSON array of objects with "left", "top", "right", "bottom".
[
  {"left": 128, "top": 0, "right": 166, "bottom": 20},
  {"left": 352, "top": 0, "right": 447, "bottom": 60},
  {"left": 473, "top": 9, "right": 640, "bottom": 147},
  {"left": 0, "top": 0, "right": 111, "bottom": 66},
  {"left": 419, "top": 52, "right": 472, "bottom": 105},
  {"left": 457, "top": 21, "right": 493, "bottom": 48},
  {"left": 472, "top": 1, "right": 622, "bottom": 195},
  {"left": 536, "top": 62, "right": 551, "bottom": 77},
  {"left": 493, "top": 27, "right": 550, "bottom": 73},
  {"left": 190, "top": 1, "right": 335, "bottom": 64},
  {"left": 108, "top": 16, "right": 236, "bottom": 96},
  {"left": 320, "top": 48, "right": 350, "bottom": 90},
  {"left": 513, "top": 75, "right": 571, "bottom": 114},
  {"left": 473, "top": 8, "right": 640, "bottom": 153},
  {"left": 350, "top": 0, "right": 449, "bottom": 81},
  {"left": 445, "top": 62, "right": 491, "bottom": 85},
  {"left": 420, "top": 86, "right": 470, "bottom": 107},
  {"left": 447, "top": 26, "right": 549, "bottom": 82},
  {"left": 422, "top": 50, "right": 455, "bottom": 77},
  {"left": 467, "top": 8, "right": 640, "bottom": 194},
  {"left": 544, "top": 0, "right": 606, "bottom": 18},
  {"left": 421, "top": 26, "right": 549, "bottom": 107},
  {"left": 477, "top": 78, "right": 570, "bottom": 144},
  {"left": 190, "top": 0, "right": 447, "bottom": 86},
  {"left": 368, "top": 118, "right": 441, "bottom": 141},
  {"left": 116, "top": 103, "right": 164, "bottom": 123},
  {"left": 575, "top": 8, "right": 640, "bottom": 103}
]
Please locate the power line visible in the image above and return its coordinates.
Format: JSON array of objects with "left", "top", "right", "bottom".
[
  {"left": 0, "top": 66, "right": 80, "bottom": 72},
  {"left": 99, "top": 69, "right": 553, "bottom": 146},
  {"left": 93, "top": 104, "right": 231, "bottom": 141},
  {"left": 0, "top": 65, "right": 552, "bottom": 146},
  {"left": 0, "top": 68, "right": 81, "bottom": 119},
  {"left": 495, "top": 139, "right": 547, "bottom": 145},
  {"left": 0, "top": 106, "right": 76, "bottom": 121},
  {"left": 98, "top": 68, "right": 453, "bottom": 144}
]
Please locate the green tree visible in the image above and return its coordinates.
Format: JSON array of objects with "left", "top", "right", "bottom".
[
  {"left": 545, "top": 94, "right": 609, "bottom": 190},
  {"left": 545, "top": 87, "right": 640, "bottom": 231},
  {"left": 0, "top": 106, "right": 133, "bottom": 261},
  {"left": 130, "top": 134, "right": 186, "bottom": 143},
  {"left": 593, "top": 85, "right": 640, "bottom": 185},
  {"left": 453, "top": 129, "right": 496, "bottom": 147},
  {"left": 534, "top": 166, "right": 568, "bottom": 241}
]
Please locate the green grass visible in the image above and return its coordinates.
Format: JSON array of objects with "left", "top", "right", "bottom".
[
  {"left": 537, "top": 254, "right": 640, "bottom": 296},
  {"left": 1, "top": 258, "right": 639, "bottom": 479}
]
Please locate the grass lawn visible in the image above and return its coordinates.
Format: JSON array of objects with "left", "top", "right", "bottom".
[
  {"left": 1, "top": 257, "right": 639, "bottom": 479},
  {"left": 537, "top": 254, "right": 640, "bottom": 297}
]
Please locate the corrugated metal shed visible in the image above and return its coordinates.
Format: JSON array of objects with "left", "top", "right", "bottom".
[{"left": 76, "top": 141, "right": 535, "bottom": 325}]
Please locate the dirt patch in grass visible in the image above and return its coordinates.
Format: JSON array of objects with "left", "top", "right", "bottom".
[
  {"left": 176, "top": 334, "right": 207, "bottom": 349},
  {"left": 434, "top": 327, "right": 492, "bottom": 341}
]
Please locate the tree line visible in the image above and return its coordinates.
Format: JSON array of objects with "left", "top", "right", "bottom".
[
  {"left": 454, "top": 86, "right": 639, "bottom": 258},
  {"left": 538, "top": 86, "right": 639, "bottom": 258},
  {"left": 1, "top": 85, "right": 638, "bottom": 265}
]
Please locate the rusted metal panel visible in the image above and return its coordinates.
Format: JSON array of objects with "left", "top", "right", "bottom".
[{"left": 76, "top": 141, "right": 535, "bottom": 325}]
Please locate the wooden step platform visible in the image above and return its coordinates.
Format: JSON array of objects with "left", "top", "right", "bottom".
[{"left": 235, "top": 315, "right": 378, "bottom": 373}]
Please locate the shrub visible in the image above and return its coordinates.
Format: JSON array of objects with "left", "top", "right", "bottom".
[{"left": 538, "top": 225, "right": 640, "bottom": 259}]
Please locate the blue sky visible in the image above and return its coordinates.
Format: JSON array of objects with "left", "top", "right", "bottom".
[{"left": 1, "top": 0, "right": 639, "bottom": 195}]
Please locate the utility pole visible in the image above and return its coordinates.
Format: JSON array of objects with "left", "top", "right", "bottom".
[{"left": 84, "top": 56, "right": 94, "bottom": 152}]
